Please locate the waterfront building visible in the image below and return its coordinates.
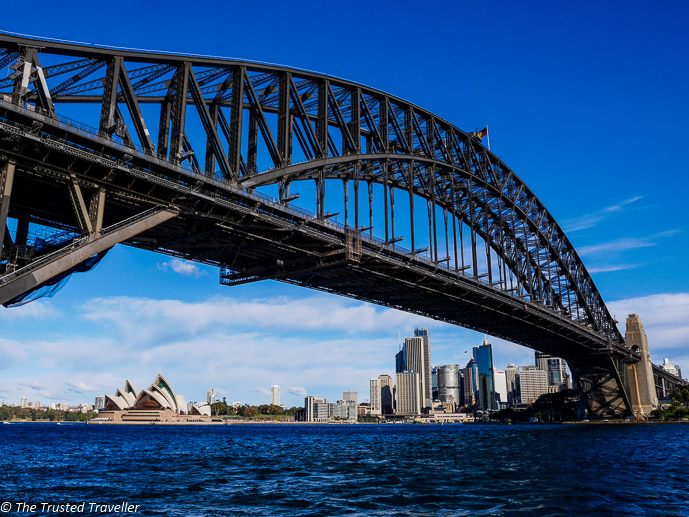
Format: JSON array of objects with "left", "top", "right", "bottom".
[
  {"left": 437, "top": 364, "right": 460, "bottom": 405},
  {"left": 518, "top": 366, "right": 549, "bottom": 404},
  {"left": 270, "top": 385, "right": 280, "bottom": 406},
  {"left": 370, "top": 378, "right": 382, "bottom": 415},
  {"left": 305, "top": 396, "right": 328, "bottom": 422},
  {"left": 305, "top": 396, "right": 356, "bottom": 423},
  {"left": 343, "top": 391, "right": 358, "bottom": 407},
  {"left": 473, "top": 340, "right": 496, "bottom": 410},
  {"left": 396, "top": 371, "right": 421, "bottom": 415},
  {"left": 661, "top": 358, "right": 682, "bottom": 379},
  {"left": 493, "top": 369, "right": 508, "bottom": 407},
  {"left": 379, "top": 375, "right": 394, "bottom": 415},
  {"left": 462, "top": 359, "right": 479, "bottom": 407},
  {"left": 505, "top": 364, "right": 519, "bottom": 406},
  {"left": 99, "top": 375, "right": 213, "bottom": 423},
  {"left": 94, "top": 396, "right": 106, "bottom": 410}
]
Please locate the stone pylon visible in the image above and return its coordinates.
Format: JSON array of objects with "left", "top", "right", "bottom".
[{"left": 625, "top": 314, "right": 658, "bottom": 418}]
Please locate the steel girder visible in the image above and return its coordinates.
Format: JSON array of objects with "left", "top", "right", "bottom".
[{"left": 0, "top": 32, "right": 627, "bottom": 359}]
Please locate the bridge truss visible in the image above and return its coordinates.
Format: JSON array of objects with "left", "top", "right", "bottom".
[{"left": 0, "top": 33, "right": 642, "bottom": 417}]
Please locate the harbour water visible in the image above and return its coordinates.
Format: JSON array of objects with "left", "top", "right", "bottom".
[{"left": 1, "top": 423, "right": 688, "bottom": 516}]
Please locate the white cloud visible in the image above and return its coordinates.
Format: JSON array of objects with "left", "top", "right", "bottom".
[
  {"left": 578, "top": 230, "right": 680, "bottom": 257},
  {"left": 288, "top": 387, "right": 307, "bottom": 396},
  {"left": 563, "top": 195, "right": 645, "bottom": 232},
  {"left": 66, "top": 381, "right": 99, "bottom": 393},
  {"left": 157, "top": 258, "right": 207, "bottom": 278},
  {"left": 0, "top": 300, "right": 59, "bottom": 321},
  {"left": 587, "top": 264, "right": 641, "bottom": 274}
]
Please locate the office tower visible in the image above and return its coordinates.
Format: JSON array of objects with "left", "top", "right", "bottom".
[
  {"left": 94, "top": 396, "right": 106, "bottom": 410},
  {"left": 378, "top": 375, "right": 394, "bottom": 415},
  {"left": 395, "top": 371, "right": 421, "bottom": 415},
  {"left": 370, "top": 378, "right": 382, "bottom": 415},
  {"left": 535, "top": 351, "right": 570, "bottom": 388},
  {"left": 438, "top": 364, "right": 460, "bottom": 405},
  {"left": 270, "top": 385, "right": 280, "bottom": 406},
  {"left": 395, "top": 347, "right": 406, "bottom": 373},
  {"left": 493, "top": 369, "right": 508, "bottom": 408},
  {"left": 518, "top": 366, "right": 549, "bottom": 403},
  {"left": 432, "top": 366, "right": 439, "bottom": 401},
  {"left": 462, "top": 359, "right": 479, "bottom": 407},
  {"left": 343, "top": 391, "right": 358, "bottom": 408},
  {"left": 20, "top": 397, "right": 27, "bottom": 408},
  {"left": 414, "top": 327, "right": 433, "bottom": 408},
  {"left": 473, "top": 339, "right": 495, "bottom": 410},
  {"left": 505, "top": 364, "right": 519, "bottom": 406},
  {"left": 206, "top": 388, "right": 216, "bottom": 405}
]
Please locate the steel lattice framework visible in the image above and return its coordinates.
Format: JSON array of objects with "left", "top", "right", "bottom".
[{"left": 0, "top": 33, "right": 654, "bottom": 417}]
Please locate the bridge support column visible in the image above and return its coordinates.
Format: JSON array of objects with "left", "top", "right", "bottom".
[
  {"left": 571, "top": 357, "right": 633, "bottom": 419},
  {"left": 0, "top": 208, "right": 177, "bottom": 306},
  {"left": 624, "top": 314, "right": 658, "bottom": 419}
]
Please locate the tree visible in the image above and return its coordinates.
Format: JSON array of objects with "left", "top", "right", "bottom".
[{"left": 244, "top": 406, "right": 258, "bottom": 418}]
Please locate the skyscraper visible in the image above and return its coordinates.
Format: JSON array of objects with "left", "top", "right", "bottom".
[
  {"left": 270, "top": 385, "right": 280, "bottom": 406},
  {"left": 206, "top": 388, "right": 216, "bottom": 405},
  {"left": 395, "top": 371, "right": 421, "bottom": 415},
  {"left": 493, "top": 369, "right": 508, "bottom": 408},
  {"left": 437, "top": 364, "right": 460, "bottom": 405},
  {"left": 343, "top": 391, "right": 358, "bottom": 408},
  {"left": 535, "top": 351, "right": 570, "bottom": 388},
  {"left": 379, "top": 375, "right": 394, "bottom": 415},
  {"left": 462, "top": 359, "right": 479, "bottom": 407},
  {"left": 370, "top": 378, "right": 382, "bottom": 415},
  {"left": 505, "top": 364, "right": 519, "bottom": 406},
  {"left": 20, "top": 397, "right": 27, "bottom": 409},
  {"left": 518, "top": 366, "right": 548, "bottom": 403},
  {"left": 414, "top": 327, "right": 432, "bottom": 408},
  {"left": 473, "top": 339, "right": 495, "bottom": 410},
  {"left": 395, "top": 347, "right": 406, "bottom": 373}
]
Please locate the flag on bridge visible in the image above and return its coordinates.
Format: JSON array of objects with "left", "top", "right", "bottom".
[{"left": 476, "top": 126, "right": 488, "bottom": 139}]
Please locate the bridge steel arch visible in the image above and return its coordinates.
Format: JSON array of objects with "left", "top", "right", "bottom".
[{"left": 0, "top": 33, "right": 645, "bottom": 417}]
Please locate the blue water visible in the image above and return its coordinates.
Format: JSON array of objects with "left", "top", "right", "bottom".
[{"left": 1, "top": 423, "right": 688, "bottom": 516}]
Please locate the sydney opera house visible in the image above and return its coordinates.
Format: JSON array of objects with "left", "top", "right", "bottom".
[{"left": 97, "top": 374, "right": 218, "bottom": 424}]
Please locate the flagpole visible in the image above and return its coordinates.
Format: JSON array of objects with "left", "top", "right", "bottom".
[{"left": 486, "top": 125, "right": 490, "bottom": 151}]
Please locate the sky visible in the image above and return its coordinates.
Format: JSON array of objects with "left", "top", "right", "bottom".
[{"left": 1, "top": 1, "right": 688, "bottom": 408}]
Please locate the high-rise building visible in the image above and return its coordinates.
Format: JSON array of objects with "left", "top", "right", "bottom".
[
  {"left": 395, "top": 371, "right": 421, "bottom": 415},
  {"left": 518, "top": 366, "right": 548, "bottom": 403},
  {"left": 403, "top": 329, "right": 432, "bottom": 409},
  {"left": 20, "top": 397, "right": 27, "bottom": 409},
  {"left": 661, "top": 358, "right": 682, "bottom": 379},
  {"left": 270, "top": 385, "right": 280, "bottom": 406},
  {"left": 206, "top": 388, "right": 216, "bottom": 405},
  {"left": 462, "top": 359, "right": 479, "bottom": 407},
  {"left": 535, "top": 352, "right": 570, "bottom": 389},
  {"left": 370, "top": 378, "right": 382, "bottom": 415},
  {"left": 493, "top": 369, "right": 508, "bottom": 408},
  {"left": 432, "top": 366, "right": 439, "bottom": 401},
  {"left": 343, "top": 391, "right": 358, "bottom": 408},
  {"left": 473, "top": 340, "right": 495, "bottom": 410},
  {"left": 94, "top": 396, "right": 106, "bottom": 410},
  {"left": 378, "top": 375, "right": 394, "bottom": 415},
  {"left": 395, "top": 347, "right": 406, "bottom": 373},
  {"left": 437, "top": 364, "right": 460, "bottom": 405},
  {"left": 505, "top": 364, "right": 519, "bottom": 406},
  {"left": 414, "top": 327, "right": 432, "bottom": 408}
]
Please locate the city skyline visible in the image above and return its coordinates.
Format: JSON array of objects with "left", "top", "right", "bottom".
[{"left": 1, "top": 2, "right": 688, "bottom": 407}]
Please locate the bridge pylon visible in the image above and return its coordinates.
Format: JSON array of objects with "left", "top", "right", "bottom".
[{"left": 624, "top": 314, "right": 658, "bottom": 418}]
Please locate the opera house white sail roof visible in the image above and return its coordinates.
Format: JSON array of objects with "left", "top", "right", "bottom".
[{"left": 103, "top": 374, "right": 210, "bottom": 416}]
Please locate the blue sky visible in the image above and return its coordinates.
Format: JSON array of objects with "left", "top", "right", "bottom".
[{"left": 1, "top": 1, "right": 688, "bottom": 407}]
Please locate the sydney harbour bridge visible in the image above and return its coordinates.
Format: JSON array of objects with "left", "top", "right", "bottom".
[{"left": 0, "top": 33, "right": 683, "bottom": 418}]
